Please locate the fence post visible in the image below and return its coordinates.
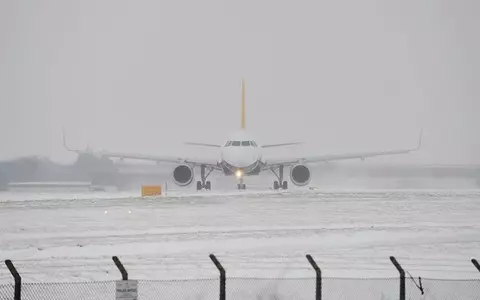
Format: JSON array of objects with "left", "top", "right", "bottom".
[
  {"left": 209, "top": 254, "right": 226, "bottom": 300},
  {"left": 112, "top": 256, "right": 128, "bottom": 280},
  {"left": 472, "top": 258, "right": 480, "bottom": 272},
  {"left": 390, "top": 256, "right": 405, "bottom": 300},
  {"left": 306, "top": 254, "right": 322, "bottom": 300},
  {"left": 5, "top": 260, "right": 21, "bottom": 300}
]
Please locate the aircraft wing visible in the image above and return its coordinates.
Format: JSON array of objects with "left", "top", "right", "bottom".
[
  {"left": 89, "top": 150, "right": 221, "bottom": 168},
  {"left": 262, "top": 130, "right": 423, "bottom": 168},
  {"left": 261, "top": 142, "right": 303, "bottom": 148},
  {"left": 62, "top": 132, "right": 221, "bottom": 168}
]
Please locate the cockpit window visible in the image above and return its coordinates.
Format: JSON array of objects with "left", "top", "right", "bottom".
[{"left": 225, "top": 140, "right": 258, "bottom": 147}]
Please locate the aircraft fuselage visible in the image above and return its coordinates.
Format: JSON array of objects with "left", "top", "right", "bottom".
[{"left": 218, "top": 130, "right": 263, "bottom": 178}]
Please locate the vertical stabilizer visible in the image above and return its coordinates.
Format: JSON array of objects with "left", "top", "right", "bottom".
[{"left": 241, "top": 78, "right": 246, "bottom": 129}]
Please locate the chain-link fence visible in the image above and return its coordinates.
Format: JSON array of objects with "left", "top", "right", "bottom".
[
  {"left": 1, "top": 255, "right": 480, "bottom": 300},
  {"left": 1, "top": 277, "right": 480, "bottom": 300}
]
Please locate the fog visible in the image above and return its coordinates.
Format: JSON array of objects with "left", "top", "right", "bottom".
[{"left": 1, "top": 0, "right": 479, "bottom": 165}]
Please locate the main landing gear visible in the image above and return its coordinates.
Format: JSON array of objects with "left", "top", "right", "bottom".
[
  {"left": 196, "top": 164, "right": 214, "bottom": 191},
  {"left": 270, "top": 165, "right": 288, "bottom": 190}
]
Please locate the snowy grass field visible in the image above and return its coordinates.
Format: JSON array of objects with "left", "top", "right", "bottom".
[{"left": 1, "top": 184, "right": 480, "bottom": 299}]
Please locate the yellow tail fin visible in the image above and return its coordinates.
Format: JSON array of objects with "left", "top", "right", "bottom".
[{"left": 241, "top": 78, "right": 246, "bottom": 129}]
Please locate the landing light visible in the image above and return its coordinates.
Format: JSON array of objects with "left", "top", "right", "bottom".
[{"left": 235, "top": 169, "right": 243, "bottom": 179}]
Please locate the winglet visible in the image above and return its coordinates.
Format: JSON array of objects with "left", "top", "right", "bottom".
[
  {"left": 62, "top": 128, "right": 80, "bottom": 153},
  {"left": 241, "top": 78, "right": 246, "bottom": 129},
  {"left": 62, "top": 128, "right": 71, "bottom": 151},
  {"left": 416, "top": 127, "right": 423, "bottom": 150}
]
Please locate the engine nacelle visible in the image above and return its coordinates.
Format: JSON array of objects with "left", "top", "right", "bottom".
[
  {"left": 290, "top": 164, "right": 311, "bottom": 186},
  {"left": 172, "top": 164, "right": 194, "bottom": 186}
]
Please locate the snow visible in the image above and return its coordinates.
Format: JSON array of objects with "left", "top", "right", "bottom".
[{"left": 0, "top": 187, "right": 479, "bottom": 299}]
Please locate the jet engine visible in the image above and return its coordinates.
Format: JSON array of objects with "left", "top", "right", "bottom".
[
  {"left": 290, "top": 164, "right": 311, "bottom": 186},
  {"left": 173, "top": 164, "right": 194, "bottom": 186}
]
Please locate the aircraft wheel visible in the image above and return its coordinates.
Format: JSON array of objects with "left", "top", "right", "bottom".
[
  {"left": 238, "top": 183, "right": 246, "bottom": 190},
  {"left": 196, "top": 181, "right": 203, "bottom": 191},
  {"left": 282, "top": 181, "right": 288, "bottom": 190},
  {"left": 205, "top": 181, "right": 211, "bottom": 190},
  {"left": 273, "top": 181, "right": 279, "bottom": 190}
]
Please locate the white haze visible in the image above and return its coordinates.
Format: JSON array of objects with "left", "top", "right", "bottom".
[{"left": 1, "top": 0, "right": 479, "bottom": 165}]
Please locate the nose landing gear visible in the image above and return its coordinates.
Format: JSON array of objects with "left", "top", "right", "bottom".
[
  {"left": 237, "top": 178, "right": 246, "bottom": 190},
  {"left": 234, "top": 169, "right": 246, "bottom": 190}
]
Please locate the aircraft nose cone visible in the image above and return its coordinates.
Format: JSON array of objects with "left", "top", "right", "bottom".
[
  {"left": 235, "top": 157, "right": 256, "bottom": 168},
  {"left": 223, "top": 150, "right": 257, "bottom": 168},
  {"left": 229, "top": 157, "right": 253, "bottom": 168}
]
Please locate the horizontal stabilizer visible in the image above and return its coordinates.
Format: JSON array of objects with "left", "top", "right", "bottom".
[{"left": 261, "top": 142, "right": 303, "bottom": 148}]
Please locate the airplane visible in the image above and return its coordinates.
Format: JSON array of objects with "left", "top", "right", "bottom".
[{"left": 63, "top": 79, "right": 422, "bottom": 191}]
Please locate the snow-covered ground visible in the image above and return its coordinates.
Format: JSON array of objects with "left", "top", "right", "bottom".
[{"left": 1, "top": 184, "right": 480, "bottom": 299}]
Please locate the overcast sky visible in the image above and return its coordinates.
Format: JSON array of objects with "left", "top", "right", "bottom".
[{"left": 1, "top": 0, "right": 479, "bottom": 165}]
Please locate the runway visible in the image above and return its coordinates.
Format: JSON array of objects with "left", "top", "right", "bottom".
[{"left": 1, "top": 187, "right": 480, "bottom": 287}]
